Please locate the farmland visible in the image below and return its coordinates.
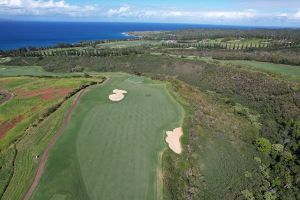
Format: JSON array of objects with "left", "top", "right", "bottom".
[
  {"left": 31, "top": 73, "right": 184, "bottom": 200},
  {"left": 0, "top": 76, "right": 95, "bottom": 148},
  {"left": 0, "top": 72, "right": 105, "bottom": 199}
]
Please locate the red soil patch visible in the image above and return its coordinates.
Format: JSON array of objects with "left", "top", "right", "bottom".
[
  {"left": 19, "top": 88, "right": 73, "bottom": 100},
  {"left": 0, "top": 115, "right": 24, "bottom": 139}
]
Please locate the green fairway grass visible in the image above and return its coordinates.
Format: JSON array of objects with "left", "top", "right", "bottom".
[
  {"left": 0, "top": 65, "right": 55, "bottom": 77},
  {"left": 0, "top": 65, "right": 83, "bottom": 77},
  {"left": 219, "top": 60, "right": 300, "bottom": 80},
  {"left": 31, "top": 73, "right": 184, "bottom": 200}
]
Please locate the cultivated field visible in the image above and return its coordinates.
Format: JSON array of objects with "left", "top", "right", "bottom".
[
  {"left": 0, "top": 74, "right": 104, "bottom": 199},
  {"left": 31, "top": 73, "right": 184, "bottom": 200}
]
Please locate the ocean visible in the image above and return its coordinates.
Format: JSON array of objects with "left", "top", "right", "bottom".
[{"left": 0, "top": 21, "right": 259, "bottom": 50}]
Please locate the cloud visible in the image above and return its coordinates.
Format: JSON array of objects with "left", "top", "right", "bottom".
[
  {"left": 107, "top": 5, "right": 130, "bottom": 17},
  {"left": 0, "top": 0, "right": 96, "bottom": 16},
  {"left": 104, "top": 6, "right": 257, "bottom": 21},
  {"left": 0, "top": 0, "right": 69, "bottom": 8},
  {"left": 104, "top": 6, "right": 300, "bottom": 25},
  {"left": 0, "top": 0, "right": 299, "bottom": 25},
  {"left": 294, "top": 10, "right": 300, "bottom": 19}
]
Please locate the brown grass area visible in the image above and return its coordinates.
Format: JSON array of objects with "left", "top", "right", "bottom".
[
  {"left": 0, "top": 116, "right": 24, "bottom": 139},
  {"left": 18, "top": 88, "right": 72, "bottom": 100}
]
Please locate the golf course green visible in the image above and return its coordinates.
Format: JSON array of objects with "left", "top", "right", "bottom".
[{"left": 30, "top": 73, "right": 184, "bottom": 200}]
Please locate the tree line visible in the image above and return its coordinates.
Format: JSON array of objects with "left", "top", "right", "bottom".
[
  {"left": 161, "top": 40, "right": 298, "bottom": 50},
  {"left": 1, "top": 46, "right": 145, "bottom": 57},
  {"left": 138, "top": 28, "right": 300, "bottom": 42}
]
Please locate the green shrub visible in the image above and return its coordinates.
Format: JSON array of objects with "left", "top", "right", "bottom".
[
  {"left": 241, "top": 189, "right": 255, "bottom": 200},
  {"left": 255, "top": 137, "right": 272, "bottom": 154},
  {"left": 264, "top": 191, "right": 276, "bottom": 200},
  {"left": 272, "top": 143, "right": 284, "bottom": 153}
]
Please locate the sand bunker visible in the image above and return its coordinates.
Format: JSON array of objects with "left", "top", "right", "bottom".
[
  {"left": 108, "top": 89, "right": 128, "bottom": 102},
  {"left": 165, "top": 127, "right": 183, "bottom": 154}
]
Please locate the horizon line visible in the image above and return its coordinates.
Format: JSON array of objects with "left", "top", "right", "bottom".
[{"left": 1, "top": 19, "right": 300, "bottom": 29}]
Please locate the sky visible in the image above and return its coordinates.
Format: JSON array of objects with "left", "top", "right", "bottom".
[{"left": 0, "top": 0, "right": 300, "bottom": 27}]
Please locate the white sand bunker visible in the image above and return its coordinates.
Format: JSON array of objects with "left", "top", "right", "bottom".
[
  {"left": 165, "top": 127, "right": 183, "bottom": 154},
  {"left": 108, "top": 89, "right": 128, "bottom": 102}
]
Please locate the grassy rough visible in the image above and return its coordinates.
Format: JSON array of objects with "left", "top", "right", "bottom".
[
  {"left": 163, "top": 79, "right": 259, "bottom": 200},
  {"left": 1, "top": 97, "right": 74, "bottom": 200}
]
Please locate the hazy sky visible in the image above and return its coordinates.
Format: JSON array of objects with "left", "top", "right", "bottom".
[{"left": 0, "top": 0, "right": 300, "bottom": 26}]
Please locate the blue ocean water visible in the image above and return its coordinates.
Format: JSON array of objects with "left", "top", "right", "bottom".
[{"left": 0, "top": 21, "right": 257, "bottom": 50}]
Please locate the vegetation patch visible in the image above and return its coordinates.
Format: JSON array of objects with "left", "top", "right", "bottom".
[{"left": 0, "top": 77, "right": 97, "bottom": 150}]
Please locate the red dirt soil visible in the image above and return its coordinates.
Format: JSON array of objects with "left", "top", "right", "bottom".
[
  {"left": 0, "top": 115, "right": 24, "bottom": 139},
  {"left": 23, "top": 88, "right": 87, "bottom": 200},
  {"left": 19, "top": 88, "right": 73, "bottom": 100}
]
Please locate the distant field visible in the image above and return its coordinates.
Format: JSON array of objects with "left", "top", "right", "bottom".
[
  {"left": 31, "top": 73, "right": 184, "bottom": 200},
  {"left": 0, "top": 65, "right": 83, "bottom": 77},
  {"left": 96, "top": 40, "right": 160, "bottom": 48},
  {"left": 219, "top": 60, "right": 300, "bottom": 80}
]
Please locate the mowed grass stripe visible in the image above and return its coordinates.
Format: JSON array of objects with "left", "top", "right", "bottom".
[{"left": 31, "top": 73, "right": 183, "bottom": 200}]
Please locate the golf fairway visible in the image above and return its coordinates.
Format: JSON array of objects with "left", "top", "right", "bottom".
[{"left": 31, "top": 73, "right": 184, "bottom": 200}]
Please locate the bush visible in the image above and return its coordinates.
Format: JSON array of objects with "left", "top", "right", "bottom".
[
  {"left": 272, "top": 143, "right": 284, "bottom": 153},
  {"left": 255, "top": 137, "right": 272, "bottom": 154},
  {"left": 241, "top": 189, "right": 255, "bottom": 200}
]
